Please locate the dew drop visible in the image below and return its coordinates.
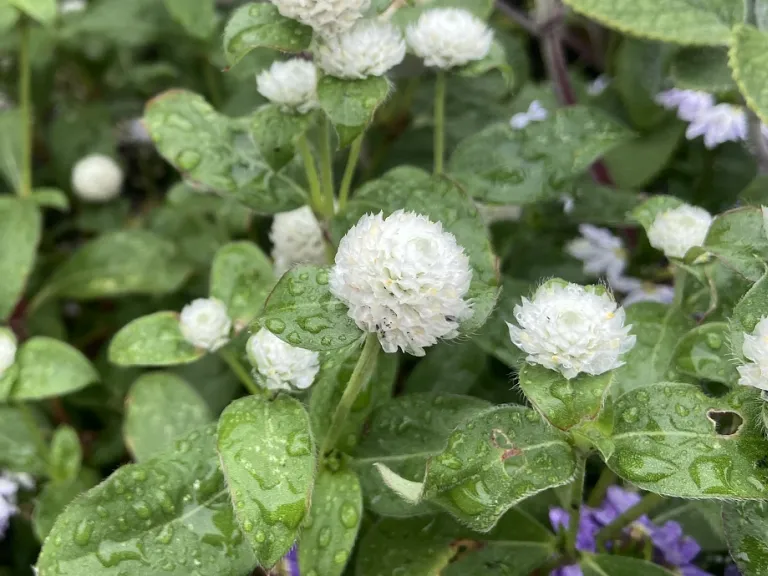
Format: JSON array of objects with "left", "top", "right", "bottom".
[
  {"left": 266, "top": 318, "right": 286, "bottom": 334},
  {"left": 339, "top": 503, "right": 358, "bottom": 528},
  {"left": 73, "top": 519, "right": 94, "bottom": 546},
  {"left": 316, "top": 270, "right": 329, "bottom": 285},
  {"left": 287, "top": 331, "right": 302, "bottom": 345},
  {"left": 176, "top": 150, "right": 201, "bottom": 171},
  {"left": 333, "top": 550, "right": 348, "bottom": 564},
  {"left": 706, "top": 332, "right": 722, "bottom": 349},
  {"left": 255, "top": 530, "right": 266, "bottom": 543},
  {"left": 318, "top": 526, "right": 331, "bottom": 548}
]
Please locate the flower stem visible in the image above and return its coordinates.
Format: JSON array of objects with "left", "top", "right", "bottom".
[
  {"left": 564, "top": 454, "right": 587, "bottom": 555},
  {"left": 321, "top": 334, "right": 379, "bottom": 455},
  {"left": 297, "top": 135, "right": 324, "bottom": 214},
  {"left": 219, "top": 348, "right": 262, "bottom": 396},
  {"left": 19, "top": 17, "right": 32, "bottom": 197},
  {"left": 433, "top": 71, "right": 446, "bottom": 175},
  {"left": 338, "top": 134, "right": 363, "bottom": 213},
  {"left": 595, "top": 492, "right": 665, "bottom": 552},
  {"left": 319, "top": 119, "right": 336, "bottom": 217},
  {"left": 587, "top": 465, "right": 616, "bottom": 508}
]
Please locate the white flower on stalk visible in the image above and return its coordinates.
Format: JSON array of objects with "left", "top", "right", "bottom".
[
  {"left": 507, "top": 280, "right": 635, "bottom": 379},
  {"left": 587, "top": 75, "right": 609, "bottom": 96},
  {"left": 566, "top": 224, "right": 627, "bottom": 279},
  {"left": 179, "top": 298, "right": 232, "bottom": 351},
  {"left": 270, "top": 206, "right": 327, "bottom": 276},
  {"left": 654, "top": 89, "right": 714, "bottom": 122},
  {"left": 406, "top": 8, "right": 493, "bottom": 69},
  {"left": 246, "top": 328, "right": 320, "bottom": 391},
  {"left": 256, "top": 59, "right": 319, "bottom": 113},
  {"left": 71, "top": 154, "right": 123, "bottom": 203},
  {"left": 737, "top": 317, "right": 768, "bottom": 391},
  {"left": 685, "top": 104, "right": 748, "bottom": 149},
  {"left": 0, "top": 331, "right": 16, "bottom": 379},
  {"left": 0, "top": 471, "right": 33, "bottom": 539},
  {"left": 647, "top": 204, "right": 713, "bottom": 259},
  {"left": 315, "top": 20, "right": 405, "bottom": 79},
  {"left": 510, "top": 100, "right": 548, "bottom": 130},
  {"left": 269, "top": 0, "right": 370, "bottom": 37},
  {"left": 330, "top": 210, "right": 472, "bottom": 356}
]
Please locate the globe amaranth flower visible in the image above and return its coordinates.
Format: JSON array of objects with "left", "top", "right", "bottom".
[
  {"left": 270, "top": 206, "right": 327, "bottom": 276},
  {"left": 246, "top": 328, "right": 320, "bottom": 391},
  {"left": 736, "top": 316, "right": 768, "bottom": 391},
  {"left": 270, "top": 0, "right": 370, "bottom": 37},
  {"left": 0, "top": 471, "right": 34, "bottom": 539},
  {"left": 654, "top": 89, "right": 714, "bottom": 122},
  {"left": 315, "top": 19, "right": 405, "bottom": 79},
  {"left": 71, "top": 154, "right": 123, "bottom": 202},
  {"left": 179, "top": 298, "right": 232, "bottom": 351},
  {"left": 0, "top": 331, "right": 17, "bottom": 379},
  {"left": 647, "top": 204, "right": 713, "bottom": 259},
  {"left": 406, "top": 8, "right": 493, "bottom": 69},
  {"left": 510, "top": 100, "right": 548, "bottom": 130},
  {"left": 685, "top": 104, "right": 747, "bottom": 149},
  {"left": 256, "top": 59, "right": 319, "bottom": 114},
  {"left": 566, "top": 224, "right": 627, "bottom": 280},
  {"left": 507, "top": 280, "right": 635, "bottom": 379},
  {"left": 330, "top": 210, "right": 472, "bottom": 356}
]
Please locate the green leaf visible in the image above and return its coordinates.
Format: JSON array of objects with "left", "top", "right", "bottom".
[
  {"left": 249, "top": 105, "right": 316, "bottom": 170},
  {"left": 566, "top": 180, "right": 644, "bottom": 225},
  {"left": 731, "top": 25, "right": 768, "bottom": 126},
  {"left": 404, "top": 341, "right": 487, "bottom": 395},
  {"left": 672, "top": 47, "right": 736, "bottom": 93},
  {"left": 562, "top": 0, "right": 743, "bottom": 46},
  {"left": 581, "top": 555, "right": 678, "bottom": 575},
  {"left": 36, "top": 425, "right": 257, "bottom": 576},
  {"left": 723, "top": 501, "right": 768, "bottom": 576},
  {"left": 653, "top": 499, "right": 726, "bottom": 551},
  {"left": 457, "top": 40, "right": 513, "bottom": 85},
  {"left": 163, "top": 0, "right": 216, "bottom": 40},
  {"left": 630, "top": 194, "right": 685, "bottom": 231},
  {"left": 353, "top": 393, "right": 491, "bottom": 517},
  {"left": 299, "top": 467, "right": 362, "bottom": 576},
  {"left": 0, "top": 197, "right": 41, "bottom": 321},
  {"left": 701, "top": 207, "right": 768, "bottom": 282},
  {"left": 210, "top": 241, "right": 275, "bottom": 330},
  {"left": 124, "top": 372, "right": 212, "bottom": 462},
  {"left": 48, "top": 426, "right": 82, "bottom": 483},
  {"left": 673, "top": 322, "right": 739, "bottom": 385},
  {"left": 217, "top": 394, "right": 315, "bottom": 568},
  {"left": 0, "top": 405, "right": 48, "bottom": 474},
  {"left": 33, "top": 470, "right": 99, "bottom": 541},
  {"left": 258, "top": 265, "right": 363, "bottom": 352},
  {"left": 144, "top": 90, "right": 307, "bottom": 214},
  {"left": 36, "top": 230, "right": 192, "bottom": 305},
  {"left": 31, "top": 187, "right": 70, "bottom": 212},
  {"left": 604, "top": 122, "right": 685, "bottom": 189},
  {"left": 0, "top": 109, "right": 23, "bottom": 191},
  {"left": 222, "top": 2, "right": 312, "bottom": 67},
  {"left": 317, "top": 76, "right": 390, "bottom": 148},
  {"left": 613, "top": 38, "right": 671, "bottom": 130},
  {"left": 0, "top": 1, "right": 19, "bottom": 33},
  {"left": 730, "top": 270, "right": 768, "bottom": 363},
  {"left": 0, "top": 328, "right": 17, "bottom": 400},
  {"left": 109, "top": 312, "right": 205, "bottom": 367},
  {"left": 474, "top": 277, "right": 530, "bottom": 368},
  {"left": 8, "top": 0, "right": 55, "bottom": 25},
  {"left": 606, "top": 382, "right": 768, "bottom": 498},
  {"left": 11, "top": 337, "right": 99, "bottom": 400}
]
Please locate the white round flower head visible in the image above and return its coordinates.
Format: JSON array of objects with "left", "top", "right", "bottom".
[
  {"left": 270, "top": 0, "right": 370, "bottom": 37},
  {"left": 256, "top": 59, "right": 319, "bottom": 113},
  {"left": 0, "top": 331, "right": 16, "bottom": 379},
  {"left": 246, "top": 328, "right": 320, "bottom": 391},
  {"left": 315, "top": 19, "right": 406, "bottom": 79},
  {"left": 179, "top": 298, "right": 232, "bottom": 351},
  {"left": 737, "top": 317, "right": 768, "bottom": 391},
  {"left": 270, "top": 206, "right": 327, "bottom": 276},
  {"left": 685, "top": 104, "right": 748, "bottom": 149},
  {"left": 71, "top": 154, "right": 123, "bottom": 203},
  {"left": 566, "top": 224, "right": 627, "bottom": 280},
  {"left": 647, "top": 204, "right": 713, "bottom": 259},
  {"left": 510, "top": 100, "right": 548, "bottom": 130},
  {"left": 406, "top": 8, "right": 493, "bottom": 69},
  {"left": 507, "top": 281, "right": 635, "bottom": 379},
  {"left": 330, "top": 210, "right": 473, "bottom": 356},
  {"left": 654, "top": 89, "right": 714, "bottom": 122}
]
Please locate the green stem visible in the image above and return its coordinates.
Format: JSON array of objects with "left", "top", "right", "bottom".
[
  {"left": 565, "top": 455, "right": 587, "bottom": 555},
  {"left": 595, "top": 492, "right": 665, "bottom": 552},
  {"left": 321, "top": 334, "right": 380, "bottom": 455},
  {"left": 219, "top": 348, "right": 262, "bottom": 396},
  {"left": 319, "top": 119, "right": 335, "bottom": 217},
  {"left": 433, "top": 71, "right": 446, "bottom": 175},
  {"left": 587, "top": 465, "right": 616, "bottom": 508},
  {"left": 297, "top": 135, "right": 324, "bottom": 214},
  {"left": 19, "top": 18, "right": 32, "bottom": 197},
  {"left": 338, "top": 135, "right": 363, "bottom": 213}
]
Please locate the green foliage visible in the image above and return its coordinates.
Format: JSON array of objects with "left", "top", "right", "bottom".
[
  {"left": 8, "top": 0, "right": 55, "bottom": 25},
  {"left": 723, "top": 501, "right": 768, "bottom": 576},
  {"left": 48, "top": 426, "right": 82, "bottom": 483},
  {"left": 318, "top": 76, "right": 391, "bottom": 148},
  {"left": 163, "top": 0, "right": 216, "bottom": 40},
  {"left": 731, "top": 25, "right": 768, "bottom": 126},
  {"left": 108, "top": 312, "right": 204, "bottom": 367},
  {"left": 0, "top": 197, "right": 40, "bottom": 320},
  {"left": 0, "top": 405, "right": 48, "bottom": 474},
  {"left": 671, "top": 47, "right": 736, "bottom": 93},
  {"left": 673, "top": 322, "right": 739, "bottom": 385}
]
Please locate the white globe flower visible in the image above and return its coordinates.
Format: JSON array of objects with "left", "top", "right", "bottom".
[
  {"left": 647, "top": 204, "right": 713, "bottom": 259},
  {"left": 510, "top": 100, "right": 548, "bottom": 130},
  {"left": 737, "top": 317, "right": 768, "bottom": 391},
  {"left": 685, "top": 104, "right": 748, "bottom": 149},
  {"left": 406, "top": 8, "right": 493, "bottom": 69},
  {"left": 270, "top": 206, "right": 327, "bottom": 276},
  {"left": 0, "top": 331, "right": 16, "bottom": 379},
  {"left": 256, "top": 59, "right": 319, "bottom": 114},
  {"left": 315, "top": 20, "right": 406, "bottom": 79},
  {"left": 71, "top": 154, "right": 123, "bottom": 203},
  {"left": 654, "top": 89, "right": 714, "bottom": 122},
  {"left": 246, "top": 328, "right": 320, "bottom": 391},
  {"left": 330, "top": 210, "right": 473, "bottom": 356},
  {"left": 270, "top": 0, "right": 370, "bottom": 37},
  {"left": 507, "top": 280, "right": 636, "bottom": 379},
  {"left": 566, "top": 224, "right": 627, "bottom": 280},
  {"left": 179, "top": 298, "right": 232, "bottom": 351}
]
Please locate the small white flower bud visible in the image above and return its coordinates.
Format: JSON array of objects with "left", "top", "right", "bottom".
[
  {"left": 256, "top": 59, "right": 319, "bottom": 114},
  {"left": 246, "top": 328, "right": 320, "bottom": 391},
  {"left": 315, "top": 19, "right": 406, "bottom": 79},
  {"left": 0, "top": 331, "right": 17, "bottom": 379},
  {"left": 406, "top": 8, "right": 493, "bottom": 69},
  {"left": 738, "top": 317, "right": 768, "bottom": 391},
  {"left": 270, "top": 206, "right": 327, "bottom": 276},
  {"left": 270, "top": 0, "right": 370, "bottom": 37},
  {"left": 71, "top": 154, "right": 123, "bottom": 203},
  {"left": 179, "top": 298, "right": 232, "bottom": 351},
  {"left": 647, "top": 204, "right": 712, "bottom": 259},
  {"left": 330, "top": 210, "right": 473, "bottom": 357},
  {"left": 507, "top": 280, "right": 636, "bottom": 379}
]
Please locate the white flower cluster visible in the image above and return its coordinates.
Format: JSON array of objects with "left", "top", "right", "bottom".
[
  {"left": 270, "top": 206, "right": 327, "bottom": 276},
  {"left": 71, "top": 154, "right": 123, "bottom": 203},
  {"left": 330, "top": 210, "right": 472, "bottom": 356},
  {"left": 738, "top": 317, "right": 768, "bottom": 391},
  {"left": 655, "top": 89, "right": 747, "bottom": 149},
  {"left": 315, "top": 20, "right": 405, "bottom": 79},
  {"left": 406, "top": 8, "right": 493, "bottom": 69},
  {"left": 179, "top": 298, "right": 232, "bottom": 351},
  {"left": 247, "top": 328, "right": 320, "bottom": 391},
  {"left": 507, "top": 281, "right": 635, "bottom": 379},
  {"left": 257, "top": 59, "right": 319, "bottom": 113},
  {"left": 510, "top": 100, "right": 548, "bottom": 130},
  {"left": 0, "top": 472, "right": 34, "bottom": 538},
  {"left": 0, "top": 331, "right": 16, "bottom": 379},
  {"left": 647, "top": 204, "right": 713, "bottom": 259},
  {"left": 270, "top": 0, "right": 370, "bottom": 37}
]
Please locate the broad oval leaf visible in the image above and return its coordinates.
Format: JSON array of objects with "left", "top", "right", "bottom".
[
  {"left": 48, "top": 425, "right": 83, "bottom": 483},
  {"left": 701, "top": 207, "right": 768, "bottom": 282},
  {"left": 731, "top": 25, "right": 768, "bottom": 126},
  {"left": 671, "top": 47, "right": 736, "bottom": 93},
  {"left": 730, "top": 270, "right": 768, "bottom": 364},
  {"left": 723, "top": 500, "right": 768, "bottom": 576},
  {"left": 36, "top": 425, "right": 257, "bottom": 576},
  {"left": 249, "top": 105, "right": 316, "bottom": 171},
  {"left": 8, "top": 0, "right": 56, "bottom": 25},
  {"left": 217, "top": 395, "right": 315, "bottom": 568},
  {"left": 31, "top": 187, "right": 70, "bottom": 212},
  {"left": 33, "top": 470, "right": 99, "bottom": 541},
  {"left": 163, "top": 0, "right": 216, "bottom": 40},
  {"left": 109, "top": 312, "right": 204, "bottom": 367},
  {"left": 317, "top": 76, "right": 390, "bottom": 148},
  {"left": 403, "top": 341, "right": 487, "bottom": 395},
  {"left": 673, "top": 322, "right": 739, "bottom": 385},
  {"left": 0, "top": 405, "right": 49, "bottom": 474},
  {"left": 0, "top": 197, "right": 41, "bottom": 320}
]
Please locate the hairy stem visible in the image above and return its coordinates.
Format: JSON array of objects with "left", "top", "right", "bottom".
[
  {"left": 433, "top": 71, "right": 447, "bottom": 175},
  {"left": 219, "top": 348, "right": 262, "bottom": 396},
  {"left": 319, "top": 119, "right": 336, "bottom": 216},
  {"left": 297, "top": 135, "right": 324, "bottom": 214},
  {"left": 596, "top": 492, "right": 665, "bottom": 552},
  {"left": 587, "top": 465, "right": 616, "bottom": 508},
  {"left": 564, "top": 454, "right": 587, "bottom": 555},
  {"left": 338, "top": 134, "right": 363, "bottom": 213},
  {"left": 19, "top": 18, "right": 32, "bottom": 197}
]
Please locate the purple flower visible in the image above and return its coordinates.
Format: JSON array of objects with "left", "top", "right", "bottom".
[
  {"left": 725, "top": 564, "right": 742, "bottom": 576},
  {"left": 283, "top": 544, "right": 300, "bottom": 576},
  {"left": 551, "top": 564, "right": 583, "bottom": 576},
  {"left": 651, "top": 521, "right": 700, "bottom": 565}
]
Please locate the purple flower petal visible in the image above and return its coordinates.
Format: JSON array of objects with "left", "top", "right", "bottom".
[
  {"left": 550, "top": 507, "right": 570, "bottom": 531},
  {"left": 551, "top": 563, "right": 584, "bottom": 576}
]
